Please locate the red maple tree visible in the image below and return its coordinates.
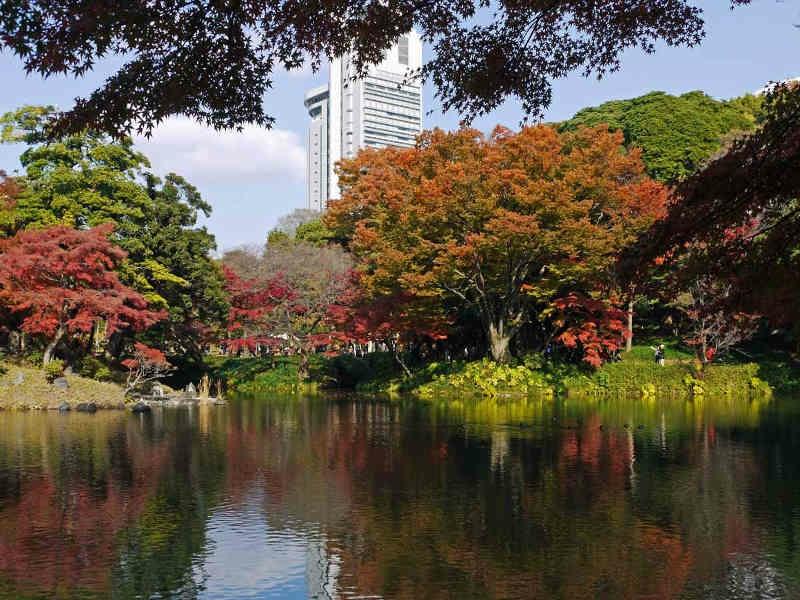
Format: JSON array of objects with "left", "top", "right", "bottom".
[
  {"left": 0, "top": 224, "right": 164, "bottom": 364},
  {"left": 122, "top": 342, "right": 173, "bottom": 393},
  {"left": 222, "top": 265, "right": 293, "bottom": 354}
]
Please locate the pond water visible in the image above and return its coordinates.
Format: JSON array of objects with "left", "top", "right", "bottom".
[{"left": 0, "top": 394, "right": 798, "bottom": 599}]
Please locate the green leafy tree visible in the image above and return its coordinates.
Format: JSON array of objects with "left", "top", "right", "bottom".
[
  {"left": 560, "top": 91, "right": 763, "bottom": 181},
  {"left": 295, "top": 219, "right": 333, "bottom": 247},
  {"left": 136, "top": 173, "right": 228, "bottom": 356}
]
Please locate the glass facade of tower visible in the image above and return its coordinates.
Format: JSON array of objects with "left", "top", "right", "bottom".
[{"left": 305, "top": 32, "right": 423, "bottom": 210}]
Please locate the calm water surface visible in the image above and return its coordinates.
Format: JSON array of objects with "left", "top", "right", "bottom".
[{"left": 0, "top": 394, "right": 798, "bottom": 599}]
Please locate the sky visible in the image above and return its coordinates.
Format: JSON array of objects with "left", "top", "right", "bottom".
[{"left": 0, "top": 1, "right": 798, "bottom": 251}]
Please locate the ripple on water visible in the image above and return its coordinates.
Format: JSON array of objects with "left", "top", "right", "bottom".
[{"left": 0, "top": 396, "right": 798, "bottom": 599}]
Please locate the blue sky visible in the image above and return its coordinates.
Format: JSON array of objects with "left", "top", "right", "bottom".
[{"left": 1, "top": 2, "right": 798, "bottom": 250}]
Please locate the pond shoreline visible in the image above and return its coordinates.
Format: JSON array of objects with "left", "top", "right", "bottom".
[
  {"left": 210, "top": 350, "right": 784, "bottom": 401},
  {"left": 0, "top": 361, "right": 127, "bottom": 410}
]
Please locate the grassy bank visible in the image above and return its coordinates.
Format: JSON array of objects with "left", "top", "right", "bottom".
[
  {"left": 562, "top": 347, "right": 772, "bottom": 400},
  {"left": 206, "top": 355, "right": 323, "bottom": 394},
  {"left": 208, "top": 343, "right": 789, "bottom": 401},
  {"left": 0, "top": 361, "right": 126, "bottom": 409}
]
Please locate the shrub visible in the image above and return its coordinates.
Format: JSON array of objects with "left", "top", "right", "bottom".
[
  {"left": 416, "top": 359, "right": 554, "bottom": 399},
  {"left": 76, "top": 355, "right": 113, "bottom": 381},
  {"left": 325, "top": 352, "right": 399, "bottom": 388},
  {"left": 567, "top": 348, "right": 772, "bottom": 399},
  {"left": 44, "top": 359, "right": 65, "bottom": 383},
  {"left": 208, "top": 355, "right": 326, "bottom": 394}
]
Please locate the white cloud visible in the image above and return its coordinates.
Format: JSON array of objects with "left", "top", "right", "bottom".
[{"left": 134, "top": 117, "right": 305, "bottom": 185}]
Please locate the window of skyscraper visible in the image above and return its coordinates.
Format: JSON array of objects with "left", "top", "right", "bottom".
[{"left": 398, "top": 36, "right": 409, "bottom": 65}]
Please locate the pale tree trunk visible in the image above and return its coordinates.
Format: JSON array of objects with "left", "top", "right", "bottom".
[
  {"left": 298, "top": 349, "right": 309, "bottom": 382},
  {"left": 488, "top": 320, "right": 512, "bottom": 364},
  {"left": 43, "top": 323, "right": 66, "bottom": 365},
  {"left": 626, "top": 299, "right": 634, "bottom": 353}
]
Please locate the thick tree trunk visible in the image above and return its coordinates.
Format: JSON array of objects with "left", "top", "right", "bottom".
[
  {"left": 43, "top": 324, "right": 66, "bottom": 365},
  {"left": 626, "top": 299, "right": 634, "bottom": 352},
  {"left": 488, "top": 321, "right": 512, "bottom": 364}
]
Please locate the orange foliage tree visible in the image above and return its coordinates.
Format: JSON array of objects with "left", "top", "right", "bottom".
[{"left": 326, "top": 125, "right": 667, "bottom": 365}]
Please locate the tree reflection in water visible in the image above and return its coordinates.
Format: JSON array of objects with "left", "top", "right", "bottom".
[{"left": 0, "top": 394, "right": 797, "bottom": 599}]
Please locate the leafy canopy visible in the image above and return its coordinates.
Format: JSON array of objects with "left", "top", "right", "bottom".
[
  {"left": 0, "top": 224, "right": 163, "bottom": 348},
  {"left": 222, "top": 240, "right": 353, "bottom": 355},
  {"left": 0, "top": 1, "right": 752, "bottom": 135},
  {"left": 327, "top": 125, "right": 667, "bottom": 365},
  {"left": 626, "top": 84, "right": 800, "bottom": 330},
  {"left": 560, "top": 91, "right": 763, "bottom": 182}
]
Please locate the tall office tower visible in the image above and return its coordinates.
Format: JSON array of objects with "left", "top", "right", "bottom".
[
  {"left": 304, "top": 85, "right": 330, "bottom": 212},
  {"left": 305, "top": 31, "right": 423, "bottom": 210}
]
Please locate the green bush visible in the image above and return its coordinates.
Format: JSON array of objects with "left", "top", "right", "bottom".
[
  {"left": 567, "top": 348, "right": 772, "bottom": 400},
  {"left": 76, "top": 355, "right": 113, "bottom": 381},
  {"left": 748, "top": 355, "right": 800, "bottom": 393},
  {"left": 207, "top": 355, "right": 325, "bottom": 394},
  {"left": 325, "top": 352, "right": 400, "bottom": 388},
  {"left": 44, "top": 359, "right": 65, "bottom": 383}
]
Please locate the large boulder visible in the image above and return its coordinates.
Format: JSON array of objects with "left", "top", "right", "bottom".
[
  {"left": 75, "top": 402, "right": 97, "bottom": 413},
  {"left": 58, "top": 402, "right": 71, "bottom": 412},
  {"left": 130, "top": 402, "right": 151, "bottom": 414},
  {"left": 52, "top": 377, "right": 69, "bottom": 390}
]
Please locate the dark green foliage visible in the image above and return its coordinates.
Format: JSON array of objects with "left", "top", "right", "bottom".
[
  {"left": 560, "top": 91, "right": 763, "bottom": 181},
  {"left": 135, "top": 173, "right": 228, "bottom": 356},
  {"left": 324, "top": 353, "right": 401, "bottom": 389},
  {"left": 75, "top": 355, "right": 113, "bottom": 382},
  {"left": 207, "top": 355, "right": 326, "bottom": 393},
  {"left": 725, "top": 348, "right": 800, "bottom": 394}
]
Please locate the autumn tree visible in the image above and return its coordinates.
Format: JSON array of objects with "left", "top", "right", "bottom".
[
  {"left": 673, "top": 276, "right": 759, "bottom": 366},
  {"left": 223, "top": 240, "right": 353, "bottom": 378},
  {"left": 0, "top": 106, "right": 228, "bottom": 357},
  {"left": 122, "top": 343, "right": 174, "bottom": 393},
  {"left": 0, "top": 225, "right": 164, "bottom": 364},
  {"left": 0, "top": 2, "right": 752, "bottom": 136},
  {"left": 327, "top": 125, "right": 667, "bottom": 364},
  {"left": 222, "top": 264, "right": 291, "bottom": 354}
]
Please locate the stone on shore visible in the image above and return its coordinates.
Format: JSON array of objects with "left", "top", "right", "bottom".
[{"left": 131, "top": 402, "right": 152, "bottom": 414}]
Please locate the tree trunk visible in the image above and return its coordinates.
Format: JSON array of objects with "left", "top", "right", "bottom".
[
  {"left": 626, "top": 299, "right": 634, "bottom": 352},
  {"left": 297, "top": 347, "right": 310, "bottom": 382},
  {"left": 698, "top": 330, "right": 709, "bottom": 372},
  {"left": 488, "top": 320, "right": 512, "bottom": 364},
  {"left": 43, "top": 324, "right": 66, "bottom": 365},
  {"left": 394, "top": 349, "right": 413, "bottom": 379}
]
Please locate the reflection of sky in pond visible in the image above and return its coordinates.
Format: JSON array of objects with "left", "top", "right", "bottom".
[{"left": 199, "top": 486, "right": 311, "bottom": 599}]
